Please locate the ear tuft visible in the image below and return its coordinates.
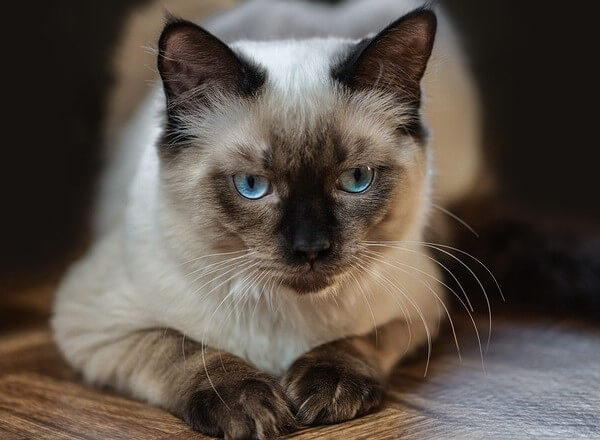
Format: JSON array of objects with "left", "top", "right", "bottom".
[
  {"left": 157, "top": 18, "right": 265, "bottom": 111},
  {"left": 333, "top": 8, "right": 437, "bottom": 104}
]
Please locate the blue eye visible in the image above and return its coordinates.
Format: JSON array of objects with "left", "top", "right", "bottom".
[
  {"left": 233, "top": 173, "right": 271, "bottom": 199},
  {"left": 337, "top": 166, "right": 375, "bottom": 193}
]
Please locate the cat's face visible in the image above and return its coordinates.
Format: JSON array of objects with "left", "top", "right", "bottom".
[{"left": 157, "top": 11, "right": 436, "bottom": 294}]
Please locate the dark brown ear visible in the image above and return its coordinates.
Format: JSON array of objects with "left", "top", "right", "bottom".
[
  {"left": 333, "top": 8, "right": 437, "bottom": 104},
  {"left": 157, "top": 18, "right": 265, "bottom": 112}
]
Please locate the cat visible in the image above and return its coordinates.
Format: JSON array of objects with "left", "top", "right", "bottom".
[{"left": 52, "top": 0, "right": 486, "bottom": 438}]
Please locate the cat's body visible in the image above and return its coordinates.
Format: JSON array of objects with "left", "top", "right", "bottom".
[{"left": 53, "top": 0, "right": 484, "bottom": 437}]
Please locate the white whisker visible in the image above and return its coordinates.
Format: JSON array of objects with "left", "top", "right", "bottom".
[
  {"left": 199, "top": 262, "right": 259, "bottom": 410},
  {"left": 361, "top": 250, "right": 485, "bottom": 371},
  {"left": 183, "top": 251, "right": 256, "bottom": 280},
  {"left": 351, "top": 254, "right": 413, "bottom": 357},
  {"left": 191, "top": 259, "right": 259, "bottom": 298},
  {"left": 360, "top": 251, "right": 463, "bottom": 364},
  {"left": 354, "top": 259, "right": 433, "bottom": 376},
  {"left": 365, "top": 239, "right": 500, "bottom": 353},
  {"left": 365, "top": 243, "right": 473, "bottom": 311},
  {"left": 348, "top": 266, "right": 378, "bottom": 345},
  {"left": 432, "top": 203, "right": 479, "bottom": 237},
  {"left": 179, "top": 249, "right": 252, "bottom": 267}
]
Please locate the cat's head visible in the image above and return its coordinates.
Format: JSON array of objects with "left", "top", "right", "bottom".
[{"left": 157, "top": 9, "right": 436, "bottom": 294}]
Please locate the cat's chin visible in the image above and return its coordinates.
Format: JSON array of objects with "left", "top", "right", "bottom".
[{"left": 283, "top": 275, "right": 336, "bottom": 295}]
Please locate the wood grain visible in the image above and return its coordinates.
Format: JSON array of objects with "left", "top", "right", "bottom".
[{"left": 1, "top": 284, "right": 599, "bottom": 439}]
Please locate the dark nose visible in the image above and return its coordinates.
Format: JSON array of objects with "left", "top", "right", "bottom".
[{"left": 292, "top": 237, "right": 331, "bottom": 264}]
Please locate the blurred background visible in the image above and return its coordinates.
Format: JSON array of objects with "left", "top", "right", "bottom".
[{"left": 2, "top": 0, "right": 599, "bottom": 287}]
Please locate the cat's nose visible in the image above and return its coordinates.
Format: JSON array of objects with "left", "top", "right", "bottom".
[{"left": 292, "top": 237, "right": 331, "bottom": 264}]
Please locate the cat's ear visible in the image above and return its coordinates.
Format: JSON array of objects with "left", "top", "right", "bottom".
[
  {"left": 333, "top": 8, "right": 437, "bottom": 103},
  {"left": 157, "top": 18, "right": 265, "bottom": 111}
]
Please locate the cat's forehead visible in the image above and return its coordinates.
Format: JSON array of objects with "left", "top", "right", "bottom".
[
  {"left": 190, "top": 39, "right": 420, "bottom": 173},
  {"left": 231, "top": 38, "right": 356, "bottom": 92},
  {"left": 204, "top": 87, "right": 417, "bottom": 179}
]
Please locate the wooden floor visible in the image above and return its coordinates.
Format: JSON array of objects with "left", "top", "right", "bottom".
[{"left": 1, "top": 282, "right": 599, "bottom": 439}]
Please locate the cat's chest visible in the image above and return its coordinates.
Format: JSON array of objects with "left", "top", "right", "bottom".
[
  {"left": 128, "top": 225, "right": 415, "bottom": 375},
  {"left": 152, "top": 279, "right": 398, "bottom": 375}
]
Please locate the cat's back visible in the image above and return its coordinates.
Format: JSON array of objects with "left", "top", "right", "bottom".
[{"left": 206, "top": 0, "right": 430, "bottom": 41}]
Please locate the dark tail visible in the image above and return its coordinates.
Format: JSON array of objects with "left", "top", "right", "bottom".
[{"left": 441, "top": 198, "right": 600, "bottom": 318}]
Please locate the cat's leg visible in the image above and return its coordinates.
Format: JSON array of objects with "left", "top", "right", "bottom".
[
  {"left": 58, "top": 327, "right": 295, "bottom": 439},
  {"left": 282, "top": 317, "right": 432, "bottom": 425}
]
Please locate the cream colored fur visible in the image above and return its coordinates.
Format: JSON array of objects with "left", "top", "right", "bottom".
[{"left": 53, "top": 0, "right": 478, "bottom": 401}]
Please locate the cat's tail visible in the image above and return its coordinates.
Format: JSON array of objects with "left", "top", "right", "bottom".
[{"left": 444, "top": 198, "right": 600, "bottom": 318}]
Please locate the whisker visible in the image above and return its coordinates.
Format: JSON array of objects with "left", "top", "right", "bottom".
[
  {"left": 179, "top": 249, "right": 253, "bottom": 267},
  {"left": 364, "top": 242, "right": 473, "bottom": 312},
  {"left": 347, "top": 266, "right": 378, "bottom": 345},
  {"left": 182, "top": 251, "right": 256, "bottom": 279},
  {"left": 360, "top": 251, "right": 462, "bottom": 362},
  {"left": 366, "top": 240, "right": 500, "bottom": 353},
  {"left": 181, "top": 333, "right": 187, "bottom": 373},
  {"left": 239, "top": 269, "right": 271, "bottom": 320},
  {"left": 432, "top": 203, "right": 479, "bottom": 237},
  {"left": 272, "top": 275, "right": 287, "bottom": 316},
  {"left": 239, "top": 268, "right": 271, "bottom": 313},
  {"left": 251, "top": 272, "right": 276, "bottom": 322},
  {"left": 354, "top": 259, "right": 433, "bottom": 376},
  {"left": 200, "top": 339, "right": 230, "bottom": 410},
  {"left": 221, "top": 267, "right": 262, "bottom": 324},
  {"left": 368, "top": 240, "right": 504, "bottom": 301},
  {"left": 362, "top": 250, "right": 485, "bottom": 371},
  {"left": 351, "top": 254, "right": 413, "bottom": 357},
  {"left": 267, "top": 273, "right": 282, "bottom": 313},
  {"left": 185, "top": 261, "right": 253, "bottom": 290},
  {"left": 360, "top": 251, "right": 477, "bottom": 364},
  {"left": 191, "top": 259, "right": 259, "bottom": 298},
  {"left": 365, "top": 250, "right": 474, "bottom": 358},
  {"left": 216, "top": 267, "right": 268, "bottom": 372},
  {"left": 199, "top": 263, "right": 258, "bottom": 410}
]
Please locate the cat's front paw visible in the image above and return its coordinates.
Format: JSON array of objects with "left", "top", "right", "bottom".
[
  {"left": 183, "top": 374, "right": 296, "bottom": 439},
  {"left": 282, "top": 354, "right": 385, "bottom": 425}
]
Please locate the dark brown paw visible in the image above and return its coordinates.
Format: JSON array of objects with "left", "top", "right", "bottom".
[
  {"left": 282, "top": 354, "right": 385, "bottom": 425},
  {"left": 183, "top": 374, "right": 296, "bottom": 439}
]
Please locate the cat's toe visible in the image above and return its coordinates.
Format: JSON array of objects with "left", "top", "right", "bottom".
[
  {"left": 184, "top": 375, "right": 296, "bottom": 439},
  {"left": 231, "top": 377, "right": 297, "bottom": 439},
  {"left": 283, "top": 357, "right": 385, "bottom": 425}
]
